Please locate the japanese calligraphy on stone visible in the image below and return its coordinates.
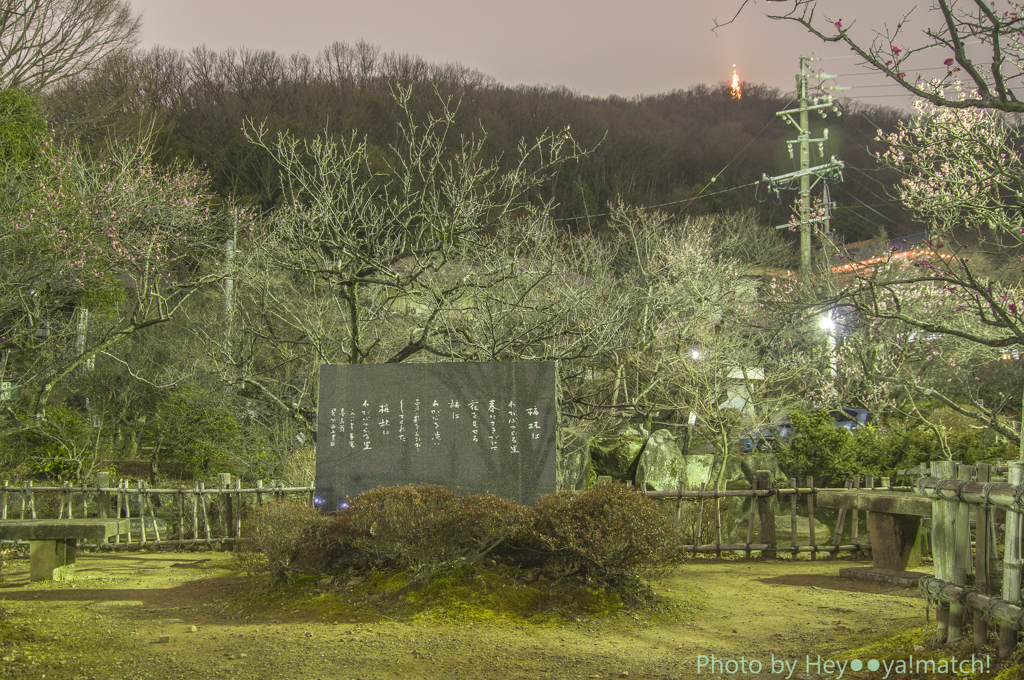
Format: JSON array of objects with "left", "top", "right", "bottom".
[{"left": 316, "top": 361, "right": 557, "bottom": 509}]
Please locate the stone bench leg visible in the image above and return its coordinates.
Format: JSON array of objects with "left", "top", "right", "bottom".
[
  {"left": 29, "top": 539, "right": 77, "bottom": 581},
  {"left": 868, "top": 512, "right": 921, "bottom": 571}
]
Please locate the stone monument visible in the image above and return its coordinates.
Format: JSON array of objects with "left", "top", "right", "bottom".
[{"left": 316, "top": 361, "right": 557, "bottom": 508}]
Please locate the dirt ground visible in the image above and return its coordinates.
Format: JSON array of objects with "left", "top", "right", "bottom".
[{"left": 0, "top": 550, "right": 933, "bottom": 680}]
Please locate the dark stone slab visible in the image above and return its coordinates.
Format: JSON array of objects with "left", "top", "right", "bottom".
[
  {"left": 814, "top": 489, "right": 932, "bottom": 516},
  {"left": 869, "top": 512, "right": 923, "bottom": 571},
  {"left": 316, "top": 361, "right": 557, "bottom": 509},
  {"left": 838, "top": 566, "right": 929, "bottom": 588},
  {"left": 0, "top": 519, "right": 130, "bottom": 541}
]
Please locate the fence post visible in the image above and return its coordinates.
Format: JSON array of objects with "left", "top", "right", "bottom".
[
  {"left": 756, "top": 470, "right": 776, "bottom": 559},
  {"left": 96, "top": 472, "right": 110, "bottom": 522},
  {"left": 234, "top": 478, "right": 242, "bottom": 541},
  {"left": 674, "top": 480, "right": 683, "bottom": 527},
  {"left": 692, "top": 483, "right": 706, "bottom": 556},
  {"left": 948, "top": 463, "right": 972, "bottom": 642},
  {"left": 217, "top": 473, "right": 234, "bottom": 543},
  {"left": 806, "top": 477, "right": 816, "bottom": 561},
  {"left": 789, "top": 477, "right": 798, "bottom": 556},
  {"left": 745, "top": 483, "right": 756, "bottom": 559},
  {"left": 850, "top": 475, "right": 861, "bottom": 559},
  {"left": 974, "top": 463, "right": 992, "bottom": 650},
  {"left": 714, "top": 478, "right": 723, "bottom": 559},
  {"left": 137, "top": 480, "right": 147, "bottom": 545},
  {"left": 864, "top": 474, "right": 874, "bottom": 558},
  {"left": 27, "top": 480, "right": 35, "bottom": 519},
  {"left": 999, "top": 461, "right": 1023, "bottom": 658},
  {"left": 830, "top": 479, "right": 854, "bottom": 559},
  {"left": 931, "top": 460, "right": 952, "bottom": 643}
]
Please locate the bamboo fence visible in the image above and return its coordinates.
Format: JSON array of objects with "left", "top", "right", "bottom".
[
  {"left": 912, "top": 460, "right": 1024, "bottom": 658},
  {"left": 0, "top": 471, "right": 315, "bottom": 549},
  {"left": 642, "top": 471, "right": 883, "bottom": 559}
]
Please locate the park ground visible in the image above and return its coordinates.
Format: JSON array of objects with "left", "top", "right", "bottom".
[{"left": 0, "top": 551, "right": 937, "bottom": 680}]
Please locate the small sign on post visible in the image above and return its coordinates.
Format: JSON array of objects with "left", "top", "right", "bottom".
[{"left": 315, "top": 361, "right": 558, "bottom": 509}]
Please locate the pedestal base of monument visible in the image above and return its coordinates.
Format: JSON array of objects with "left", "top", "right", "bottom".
[
  {"left": 30, "top": 539, "right": 77, "bottom": 581},
  {"left": 837, "top": 566, "right": 928, "bottom": 588},
  {"left": 0, "top": 519, "right": 131, "bottom": 581},
  {"left": 815, "top": 490, "right": 929, "bottom": 577}
]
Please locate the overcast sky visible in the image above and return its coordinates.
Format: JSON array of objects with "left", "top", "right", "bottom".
[{"left": 128, "top": 0, "right": 935, "bottom": 110}]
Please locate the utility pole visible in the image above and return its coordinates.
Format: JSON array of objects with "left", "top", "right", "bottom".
[
  {"left": 224, "top": 228, "right": 236, "bottom": 367},
  {"left": 765, "top": 55, "right": 846, "bottom": 273},
  {"left": 798, "top": 55, "right": 812, "bottom": 270}
]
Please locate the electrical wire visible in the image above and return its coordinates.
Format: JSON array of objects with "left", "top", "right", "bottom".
[{"left": 557, "top": 104, "right": 793, "bottom": 224}]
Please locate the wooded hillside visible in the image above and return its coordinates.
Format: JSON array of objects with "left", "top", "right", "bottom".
[{"left": 43, "top": 40, "right": 914, "bottom": 244}]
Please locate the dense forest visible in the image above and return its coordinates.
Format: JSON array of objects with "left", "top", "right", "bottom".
[{"left": 43, "top": 40, "right": 914, "bottom": 245}]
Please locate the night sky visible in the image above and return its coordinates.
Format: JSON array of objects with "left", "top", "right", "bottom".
[{"left": 129, "top": 0, "right": 939, "bottom": 109}]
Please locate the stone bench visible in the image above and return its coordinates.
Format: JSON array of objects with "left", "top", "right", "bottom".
[
  {"left": 0, "top": 519, "right": 131, "bottom": 581},
  {"left": 814, "top": 489, "right": 932, "bottom": 582}
]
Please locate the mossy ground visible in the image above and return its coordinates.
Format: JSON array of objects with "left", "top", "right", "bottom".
[
  {"left": 228, "top": 562, "right": 703, "bottom": 628},
  {"left": 842, "top": 626, "right": 1003, "bottom": 679}
]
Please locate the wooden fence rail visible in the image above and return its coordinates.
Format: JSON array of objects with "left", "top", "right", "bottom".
[
  {"left": 913, "top": 460, "right": 1024, "bottom": 658},
  {"left": 645, "top": 473, "right": 882, "bottom": 559},
  {"left": 0, "top": 472, "right": 315, "bottom": 549}
]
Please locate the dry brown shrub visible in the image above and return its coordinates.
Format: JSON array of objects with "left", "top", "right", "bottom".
[
  {"left": 242, "top": 499, "right": 326, "bottom": 580},
  {"left": 323, "top": 484, "right": 529, "bottom": 573},
  {"left": 521, "top": 483, "right": 685, "bottom": 578}
]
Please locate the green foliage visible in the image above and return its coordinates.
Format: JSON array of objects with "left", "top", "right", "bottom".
[
  {"left": 152, "top": 385, "right": 243, "bottom": 479},
  {"left": 0, "top": 89, "right": 45, "bottom": 165},
  {"left": 775, "top": 409, "right": 1014, "bottom": 485},
  {"left": 774, "top": 410, "right": 858, "bottom": 487},
  {"left": 0, "top": 404, "right": 96, "bottom": 482}
]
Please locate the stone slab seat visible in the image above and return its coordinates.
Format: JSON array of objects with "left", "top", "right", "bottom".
[
  {"left": 0, "top": 519, "right": 131, "bottom": 582},
  {"left": 814, "top": 490, "right": 932, "bottom": 576}
]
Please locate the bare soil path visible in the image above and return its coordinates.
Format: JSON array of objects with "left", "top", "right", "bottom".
[{"left": 0, "top": 551, "right": 929, "bottom": 680}]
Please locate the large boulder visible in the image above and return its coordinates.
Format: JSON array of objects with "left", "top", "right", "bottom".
[
  {"left": 588, "top": 426, "right": 646, "bottom": 482},
  {"left": 557, "top": 423, "right": 597, "bottom": 490},
  {"left": 635, "top": 429, "right": 685, "bottom": 491},
  {"left": 718, "top": 454, "right": 790, "bottom": 489},
  {"left": 679, "top": 454, "right": 716, "bottom": 489}
]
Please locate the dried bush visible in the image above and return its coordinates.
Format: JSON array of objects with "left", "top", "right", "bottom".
[
  {"left": 521, "top": 483, "right": 685, "bottom": 578},
  {"left": 243, "top": 500, "right": 326, "bottom": 581},
  {"left": 324, "top": 484, "right": 529, "bottom": 573}
]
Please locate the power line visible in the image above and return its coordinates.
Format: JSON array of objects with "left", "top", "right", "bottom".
[{"left": 558, "top": 105, "right": 791, "bottom": 224}]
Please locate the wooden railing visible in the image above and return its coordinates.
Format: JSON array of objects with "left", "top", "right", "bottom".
[
  {"left": 913, "top": 461, "right": 1024, "bottom": 658},
  {"left": 0, "top": 471, "right": 314, "bottom": 548}
]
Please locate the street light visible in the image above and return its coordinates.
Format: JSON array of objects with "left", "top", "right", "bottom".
[{"left": 820, "top": 311, "right": 837, "bottom": 382}]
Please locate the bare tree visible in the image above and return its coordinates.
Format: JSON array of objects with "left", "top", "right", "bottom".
[
  {"left": 0, "top": 0, "right": 140, "bottom": 91},
  {"left": 721, "top": 0, "right": 1024, "bottom": 112}
]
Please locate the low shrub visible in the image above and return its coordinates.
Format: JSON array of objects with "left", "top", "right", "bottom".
[
  {"left": 242, "top": 499, "right": 327, "bottom": 581},
  {"left": 323, "top": 484, "right": 529, "bottom": 573},
  {"left": 518, "top": 483, "right": 685, "bottom": 579},
  {"left": 251, "top": 483, "right": 686, "bottom": 583}
]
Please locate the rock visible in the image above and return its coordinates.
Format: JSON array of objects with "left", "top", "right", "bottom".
[
  {"left": 635, "top": 429, "right": 684, "bottom": 491},
  {"left": 679, "top": 454, "right": 715, "bottom": 489},
  {"left": 557, "top": 423, "right": 598, "bottom": 490},
  {"left": 589, "top": 435, "right": 644, "bottom": 482},
  {"left": 158, "top": 635, "right": 171, "bottom": 643},
  {"left": 774, "top": 514, "right": 831, "bottom": 545},
  {"left": 189, "top": 625, "right": 198, "bottom": 633},
  {"left": 718, "top": 455, "right": 790, "bottom": 488}
]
